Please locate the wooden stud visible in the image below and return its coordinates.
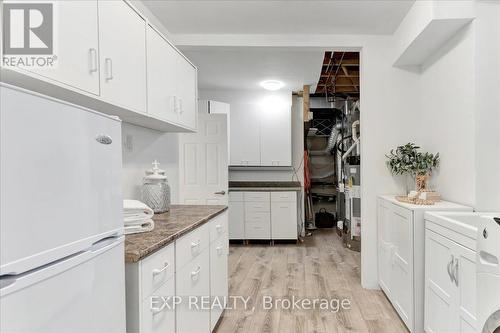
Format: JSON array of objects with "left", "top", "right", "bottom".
[{"left": 303, "top": 85, "right": 310, "bottom": 122}]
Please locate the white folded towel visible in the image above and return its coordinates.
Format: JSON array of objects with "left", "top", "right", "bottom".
[
  {"left": 123, "top": 199, "right": 154, "bottom": 225},
  {"left": 124, "top": 219, "right": 155, "bottom": 235}
]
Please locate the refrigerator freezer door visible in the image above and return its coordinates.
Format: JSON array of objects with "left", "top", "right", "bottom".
[
  {"left": 0, "top": 237, "right": 126, "bottom": 333},
  {"left": 0, "top": 85, "right": 123, "bottom": 275}
]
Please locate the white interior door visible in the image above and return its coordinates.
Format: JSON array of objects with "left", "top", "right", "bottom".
[{"left": 179, "top": 111, "right": 228, "bottom": 205}]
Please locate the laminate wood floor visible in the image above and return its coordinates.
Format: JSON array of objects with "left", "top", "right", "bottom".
[{"left": 215, "top": 229, "right": 408, "bottom": 333}]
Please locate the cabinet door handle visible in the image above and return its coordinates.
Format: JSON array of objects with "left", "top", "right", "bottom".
[
  {"left": 447, "top": 255, "right": 455, "bottom": 283},
  {"left": 105, "top": 58, "right": 113, "bottom": 81},
  {"left": 216, "top": 246, "right": 223, "bottom": 255},
  {"left": 179, "top": 98, "right": 184, "bottom": 114},
  {"left": 453, "top": 258, "right": 459, "bottom": 286},
  {"left": 216, "top": 224, "right": 223, "bottom": 232},
  {"left": 191, "top": 265, "right": 201, "bottom": 277},
  {"left": 447, "top": 258, "right": 453, "bottom": 282},
  {"left": 152, "top": 262, "right": 170, "bottom": 276},
  {"left": 89, "top": 48, "right": 98, "bottom": 73}
]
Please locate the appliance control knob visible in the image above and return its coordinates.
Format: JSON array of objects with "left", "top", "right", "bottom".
[{"left": 483, "top": 228, "right": 488, "bottom": 239}]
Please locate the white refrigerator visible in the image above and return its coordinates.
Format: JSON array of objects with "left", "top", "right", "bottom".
[{"left": 0, "top": 84, "right": 126, "bottom": 333}]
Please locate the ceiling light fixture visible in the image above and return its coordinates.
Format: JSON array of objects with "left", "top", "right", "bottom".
[{"left": 260, "top": 80, "right": 285, "bottom": 91}]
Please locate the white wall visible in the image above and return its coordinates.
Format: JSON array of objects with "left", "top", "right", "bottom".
[
  {"left": 121, "top": 123, "right": 180, "bottom": 203},
  {"left": 418, "top": 24, "right": 476, "bottom": 206},
  {"left": 474, "top": 0, "right": 500, "bottom": 211}
]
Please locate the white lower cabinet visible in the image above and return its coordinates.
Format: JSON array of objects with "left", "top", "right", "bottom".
[
  {"left": 229, "top": 191, "right": 298, "bottom": 240},
  {"left": 228, "top": 192, "right": 245, "bottom": 239},
  {"left": 377, "top": 196, "right": 472, "bottom": 333},
  {"left": 176, "top": 251, "right": 210, "bottom": 333},
  {"left": 209, "top": 231, "right": 229, "bottom": 331},
  {"left": 425, "top": 222, "right": 477, "bottom": 333},
  {"left": 141, "top": 277, "right": 176, "bottom": 333},
  {"left": 126, "top": 210, "right": 229, "bottom": 333},
  {"left": 271, "top": 192, "right": 298, "bottom": 240}
]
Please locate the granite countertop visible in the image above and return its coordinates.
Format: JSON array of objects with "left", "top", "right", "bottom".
[
  {"left": 124, "top": 205, "right": 227, "bottom": 263},
  {"left": 229, "top": 181, "right": 302, "bottom": 191}
]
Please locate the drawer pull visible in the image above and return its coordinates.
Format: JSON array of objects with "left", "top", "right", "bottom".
[
  {"left": 191, "top": 239, "right": 201, "bottom": 249},
  {"left": 152, "top": 262, "right": 170, "bottom": 276},
  {"left": 151, "top": 307, "right": 165, "bottom": 315},
  {"left": 216, "top": 224, "right": 223, "bottom": 232},
  {"left": 216, "top": 246, "right": 223, "bottom": 255},
  {"left": 191, "top": 266, "right": 201, "bottom": 277}
]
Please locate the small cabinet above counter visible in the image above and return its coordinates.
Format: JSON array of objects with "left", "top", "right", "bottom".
[
  {"left": 125, "top": 205, "right": 228, "bottom": 333},
  {"left": 1, "top": 0, "right": 197, "bottom": 133}
]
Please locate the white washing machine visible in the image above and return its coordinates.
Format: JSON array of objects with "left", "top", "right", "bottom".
[{"left": 477, "top": 215, "right": 500, "bottom": 333}]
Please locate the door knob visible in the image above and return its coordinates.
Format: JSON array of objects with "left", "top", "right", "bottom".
[{"left": 214, "top": 190, "right": 226, "bottom": 195}]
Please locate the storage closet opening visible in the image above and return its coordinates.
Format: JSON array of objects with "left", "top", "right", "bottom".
[{"left": 303, "top": 51, "right": 361, "bottom": 252}]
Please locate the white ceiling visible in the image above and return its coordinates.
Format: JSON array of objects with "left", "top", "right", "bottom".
[
  {"left": 142, "top": 0, "right": 415, "bottom": 35},
  {"left": 181, "top": 46, "right": 327, "bottom": 91}
]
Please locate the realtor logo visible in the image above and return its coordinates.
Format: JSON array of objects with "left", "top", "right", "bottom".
[
  {"left": 3, "top": 3, "right": 53, "bottom": 55},
  {"left": 2, "top": 2, "right": 57, "bottom": 68}
]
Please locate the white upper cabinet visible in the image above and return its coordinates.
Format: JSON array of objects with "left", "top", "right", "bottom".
[
  {"left": 98, "top": 0, "right": 146, "bottom": 114},
  {"left": 21, "top": 1, "right": 100, "bottom": 95},
  {"left": 176, "top": 53, "right": 198, "bottom": 129},
  {"left": 230, "top": 105, "right": 261, "bottom": 166},
  {"left": 146, "top": 25, "right": 178, "bottom": 123},
  {"left": 1, "top": 0, "right": 198, "bottom": 132},
  {"left": 260, "top": 106, "right": 292, "bottom": 166},
  {"left": 229, "top": 99, "right": 292, "bottom": 167},
  {"left": 146, "top": 25, "right": 197, "bottom": 130}
]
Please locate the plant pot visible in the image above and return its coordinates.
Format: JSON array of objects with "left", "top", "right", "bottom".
[{"left": 416, "top": 174, "right": 429, "bottom": 192}]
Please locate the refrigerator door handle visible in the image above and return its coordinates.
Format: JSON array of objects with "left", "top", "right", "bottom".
[{"left": 0, "top": 236, "right": 124, "bottom": 297}]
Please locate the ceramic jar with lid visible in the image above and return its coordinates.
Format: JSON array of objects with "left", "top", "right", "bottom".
[{"left": 141, "top": 160, "right": 170, "bottom": 213}]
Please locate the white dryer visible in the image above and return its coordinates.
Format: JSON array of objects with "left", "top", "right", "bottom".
[{"left": 477, "top": 216, "right": 500, "bottom": 333}]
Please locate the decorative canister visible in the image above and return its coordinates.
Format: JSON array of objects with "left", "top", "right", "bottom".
[{"left": 141, "top": 160, "right": 170, "bottom": 213}]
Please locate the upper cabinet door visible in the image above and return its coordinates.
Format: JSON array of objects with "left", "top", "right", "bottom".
[
  {"left": 98, "top": 0, "right": 146, "bottom": 113},
  {"left": 146, "top": 25, "right": 178, "bottom": 123},
  {"left": 230, "top": 104, "right": 261, "bottom": 166},
  {"left": 176, "top": 54, "right": 198, "bottom": 130},
  {"left": 25, "top": 1, "right": 100, "bottom": 95},
  {"left": 260, "top": 105, "right": 292, "bottom": 166}
]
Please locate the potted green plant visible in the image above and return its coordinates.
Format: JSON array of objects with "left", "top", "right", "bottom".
[{"left": 386, "top": 143, "right": 440, "bottom": 193}]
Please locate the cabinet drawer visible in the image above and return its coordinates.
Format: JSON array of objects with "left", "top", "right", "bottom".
[
  {"left": 271, "top": 191, "right": 296, "bottom": 202},
  {"left": 245, "top": 201, "right": 270, "bottom": 213},
  {"left": 229, "top": 192, "right": 244, "bottom": 202},
  {"left": 176, "top": 250, "right": 210, "bottom": 333},
  {"left": 141, "top": 277, "right": 175, "bottom": 333},
  {"left": 209, "top": 212, "right": 228, "bottom": 243},
  {"left": 244, "top": 192, "right": 270, "bottom": 202},
  {"left": 140, "top": 243, "right": 175, "bottom": 298},
  {"left": 245, "top": 222, "right": 271, "bottom": 239},
  {"left": 245, "top": 211, "right": 271, "bottom": 225},
  {"left": 175, "top": 224, "right": 209, "bottom": 271}
]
